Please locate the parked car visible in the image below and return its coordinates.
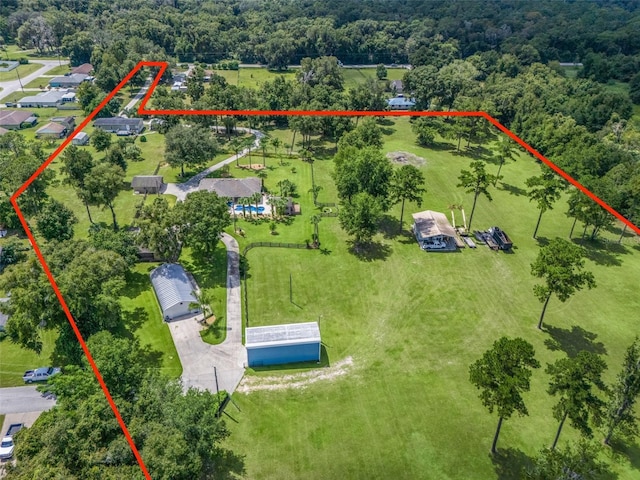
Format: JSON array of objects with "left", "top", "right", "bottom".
[
  {"left": 0, "top": 424, "right": 23, "bottom": 460},
  {"left": 22, "top": 366, "right": 60, "bottom": 383}
]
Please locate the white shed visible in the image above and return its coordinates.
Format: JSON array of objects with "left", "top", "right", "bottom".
[{"left": 150, "top": 263, "right": 199, "bottom": 320}]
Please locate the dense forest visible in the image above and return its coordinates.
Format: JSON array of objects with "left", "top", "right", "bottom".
[{"left": 2, "top": 0, "right": 640, "bottom": 80}]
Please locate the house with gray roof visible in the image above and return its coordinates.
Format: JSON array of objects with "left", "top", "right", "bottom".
[
  {"left": 150, "top": 263, "right": 199, "bottom": 321},
  {"left": 198, "top": 177, "right": 262, "bottom": 203},
  {"left": 390, "top": 79, "right": 403, "bottom": 94},
  {"left": 132, "top": 175, "right": 164, "bottom": 194},
  {"left": 93, "top": 117, "right": 144, "bottom": 135},
  {"left": 35, "top": 122, "right": 67, "bottom": 139},
  {"left": 0, "top": 110, "right": 37, "bottom": 129},
  {"left": 387, "top": 94, "right": 416, "bottom": 110},
  {"left": 49, "top": 73, "right": 88, "bottom": 88},
  {"left": 17, "top": 90, "right": 76, "bottom": 108},
  {"left": 72, "top": 131, "right": 90, "bottom": 145}
]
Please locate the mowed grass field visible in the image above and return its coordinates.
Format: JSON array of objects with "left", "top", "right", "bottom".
[{"left": 222, "top": 117, "right": 640, "bottom": 479}]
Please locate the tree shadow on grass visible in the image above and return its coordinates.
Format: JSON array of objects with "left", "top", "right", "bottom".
[
  {"left": 491, "top": 447, "right": 534, "bottom": 480},
  {"left": 181, "top": 246, "right": 228, "bottom": 289},
  {"left": 209, "top": 449, "right": 246, "bottom": 479},
  {"left": 570, "top": 237, "right": 626, "bottom": 267},
  {"left": 123, "top": 270, "right": 152, "bottom": 299},
  {"left": 121, "top": 307, "right": 149, "bottom": 334},
  {"left": 348, "top": 240, "right": 392, "bottom": 261},
  {"left": 498, "top": 182, "right": 527, "bottom": 196},
  {"left": 425, "top": 140, "right": 456, "bottom": 151},
  {"left": 608, "top": 438, "right": 640, "bottom": 472},
  {"left": 544, "top": 325, "right": 607, "bottom": 358},
  {"left": 379, "top": 214, "right": 401, "bottom": 239}
]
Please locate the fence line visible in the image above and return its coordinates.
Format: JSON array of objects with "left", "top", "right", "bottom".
[
  {"left": 315, "top": 201, "right": 336, "bottom": 208},
  {"left": 242, "top": 241, "right": 310, "bottom": 256}
]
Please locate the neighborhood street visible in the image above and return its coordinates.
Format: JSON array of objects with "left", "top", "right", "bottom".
[
  {"left": 0, "top": 386, "right": 56, "bottom": 414},
  {"left": 0, "top": 60, "right": 69, "bottom": 104}
]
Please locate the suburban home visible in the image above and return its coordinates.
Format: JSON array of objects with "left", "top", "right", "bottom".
[
  {"left": 198, "top": 177, "right": 262, "bottom": 203},
  {"left": 50, "top": 116, "right": 75, "bottom": 130},
  {"left": 131, "top": 175, "right": 164, "bottom": 194},
  {"left": 150, "top": 263, "right": 199, "bottom": 321},
  {"left": 48, "top": 73, "right": 88, "bottom": 88},
  {"left": 93, "top": 117, "right": 144, "bottom": 135},
  {"left": 412, "top": 210, "right": 457, "bottom": 251},
  {"left": 17, "top": 90, "right": 76, "bottom": 108},
  {"left": 71, "top": 63, "right": 93, "bottom": 75},
  {"left": 387, "top": 94, "right": 416, "bottom": 110},
  {"left": 35, "top": 122, "right": 67, "bottom": 139},
  {"left": 245, "top": 322, "right": 321, "bottom": 367},
  {"left": 390, "top": 79, "right": 403, "bottom": 94},
  {"left": 0, "top": 110, "right": 37, "bottom": 130},
  {"left": 71, "top": 131, "right": 90, "bottom": 145}
]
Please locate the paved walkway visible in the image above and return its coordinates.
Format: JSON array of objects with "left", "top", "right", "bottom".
[
  {"left": 162, "top": 127, "right": 264, "bottom": 201},
  {"left": 167, "top": 233, "right": 246, "bottom": 394}
]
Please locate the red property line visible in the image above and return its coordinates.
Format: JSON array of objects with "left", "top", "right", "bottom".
[{"left": 9, "top": 60, "right": 639, "bottom": 479}]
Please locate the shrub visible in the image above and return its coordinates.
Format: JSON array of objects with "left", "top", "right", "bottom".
[{"left": 140, "top": 135, "right": 147, "bottom": 142}]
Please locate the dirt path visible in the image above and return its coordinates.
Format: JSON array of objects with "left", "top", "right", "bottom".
[{"left": 236, "top": 356, "right": 354, "bottom": 393}]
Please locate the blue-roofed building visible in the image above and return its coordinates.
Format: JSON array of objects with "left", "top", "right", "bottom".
[
  {"left": 387, "top": 94, "right": 416, "bottom": 110},
  {"left": 150, "top": 263, "right": 199, "bottom": 320},
  {"left": 245, "top": 322, "right": 321, "bottom": 367}
]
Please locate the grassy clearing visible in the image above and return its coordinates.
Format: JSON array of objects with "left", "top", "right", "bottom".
[
  {"left": 0, "top": 63, "right": 41, "bottom": 82},
  {"left": 221, "top": 116, "right": 640, "bottom": 480},
  {"left": 0, "top": 330, "right": 58, "bottom": 388}
]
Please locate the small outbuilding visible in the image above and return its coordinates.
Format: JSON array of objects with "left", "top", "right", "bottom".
[
  {"left": 245, "top": 322, "right": 321, "bottom": 367},
  {"left": 412, "top": 210, "right": 457, "bottom": 251},
  {"left": 132, "top": 175, "right": 164, "bottom": 194},
  {"left": 72, "top": 131, "right": 90, "bottom": 145},
  {"left": 150, "top": 263, "right": 199, "bottom": 321}
]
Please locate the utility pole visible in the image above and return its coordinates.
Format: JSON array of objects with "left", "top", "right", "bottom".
[{"left": 16, "top": 66, "right": 24, "bottom": 92}]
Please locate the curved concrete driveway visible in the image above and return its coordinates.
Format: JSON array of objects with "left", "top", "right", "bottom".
[
  {"left": 0, "top": 60, "right": 69, "bottom": 103},
  {"left": 168, "top": 233, "right": 246, "bottom": 394},
  {"left": 162, "top": 127, "right": 264, "bottom": 201}
]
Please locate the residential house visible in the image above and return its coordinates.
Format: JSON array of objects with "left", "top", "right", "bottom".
[
  {"left": 48, "top": 73, "right": 88, "bottom": 88},
  {"left": 93, "top": 117, "right": 144, "bottom": 135},
  {"left": 390, "top": 79, "right": 403, "bottom": 94},
  {"left": 412, "top": 210, "right": 457, "bottom": 251},
  {"left": 387, "top": 94, "right": 416, "bottom": 110},
  {"left": 132, "top": 175, "right": 164, "bottom": 194},
  {"left": 71, "top": 63, "right": 93, "bottom": 75},
  {"left": 17, "top": 90, "right": 75, "bottom": 108},
  {"left": 71, "top": 131, "right": 90, "bottom": 145},
  {"left": 0, "top": 110, "right": 37, "bottom": 129},
  {"left": 35, "top": 122, "right": 67, "bottom": 139},
  {"left": 198, "top": 177, "right": 262, "bottom": 204},
  {"left": 50, "top": 116, "right": 75, "bottom": 130}
]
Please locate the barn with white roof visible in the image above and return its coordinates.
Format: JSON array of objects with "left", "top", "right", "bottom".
[
  {"left": 150, "top": 263, "right": 199, "bottom": 320},
  {"left": 245, "top": 322, "right": 321, "bottom": 367}
]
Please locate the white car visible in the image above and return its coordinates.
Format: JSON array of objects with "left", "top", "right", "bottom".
[{"left": 0, "top": 436, "right": 14, "bottom": 460}]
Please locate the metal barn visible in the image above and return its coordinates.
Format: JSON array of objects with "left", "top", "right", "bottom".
[
  {"left": 245, "top": 322, "right": 321, "bottom": 367},
  {"left": 150, "top": 263, "right": 199, "bottom": 320}
]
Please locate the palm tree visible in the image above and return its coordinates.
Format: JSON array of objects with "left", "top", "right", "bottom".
[
  {"left": 259, "top": 134, "right": 270, "bottom": 168},
  {"left": 309, "top": 185, "right": 323, "bottom": 205},
  {"left": 222, "top": 116, "right": 236, "bottom": 140},
  {"left": 257, "top": 169, "right": 268, "bottom": 190},
  {"left": 250, "top": 192, "right": 262, "bottom": 218},
  {"left": 239, "top": 197, "right": 250, "bottom": 218},
  {"left": 230, "top": 138, "right": 242, "bottom": 168},
  {"left": 189, "top": 290, "right": 212, "bottom": 320},
  {"left": 270, "top": 137, "right": 282, "bottom": 165}
]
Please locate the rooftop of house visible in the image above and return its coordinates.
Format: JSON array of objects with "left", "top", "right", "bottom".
[
  {"left": 36, "top": 122, "right": 66, "bottom": 134},
  {"left": 93, "top": 117, "right": 144, "bottom": 127},
  {"left": 0, "top": 110, "right": 36, "bottom": 125},
  {"left": 49, "top": 73, "right": 88, "bottom": 85},
  {"left": 71, "top": 63, "right": 93, "bottom": 75},
  {"left": 198, "top": 177, "right": 262, "bottom": 199},
  {"left": 18, "top": 90, "right": 71, "bottom": 104}
]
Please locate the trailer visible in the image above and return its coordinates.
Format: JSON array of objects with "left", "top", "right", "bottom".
[
  {"left": 463, "top": 236, "right": 476, "bottom": 248},
  {"left": 488, "top": 226, "right": 513, "bottom": 251}
]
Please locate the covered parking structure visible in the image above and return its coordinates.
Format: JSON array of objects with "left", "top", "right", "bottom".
[
  {"left": 245, "top": 322, "right": 321, "bottom": 367},
  {"left": 150, "top": 263, "right": 199, "bottom": 321}
]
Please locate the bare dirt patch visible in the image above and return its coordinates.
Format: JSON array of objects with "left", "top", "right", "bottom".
[
  {"left": 386, "top": 151, "right": 426, "bottom": 166},
  {"left": 236, "top": 356, "right": 355, "bottom": 393}
]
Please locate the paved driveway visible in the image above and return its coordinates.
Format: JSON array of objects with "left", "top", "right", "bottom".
[
  {"left": 168, "top": 233, "right": 247, "bottom": 394},
  {"left": 0, "top": 60, "right": 69, "bottom": 103}
]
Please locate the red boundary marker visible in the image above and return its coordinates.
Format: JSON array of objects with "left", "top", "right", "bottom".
[{"left": 9, "top": 61, "right": 640, "bottom": 478}]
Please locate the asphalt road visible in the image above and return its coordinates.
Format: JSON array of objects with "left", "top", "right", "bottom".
[
  {"left": 0, "top": 386, "right": 56, "bottom": 414},
  {"left": 0, "top": 60, "right": 69, "bottom": 103}
]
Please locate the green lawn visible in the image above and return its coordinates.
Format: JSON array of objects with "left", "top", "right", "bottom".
[
  {"left": 220, "top": 117, "right": 640, "bottom": 480},
  {"left": 0, "top": 330, "right": 58, "bottom": 387},
  {"left": 120, "top": 263, "right": 182, "bottom": 378},
  {"left": 0, "top": 63, "right": 41, "bottom": 82}
]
